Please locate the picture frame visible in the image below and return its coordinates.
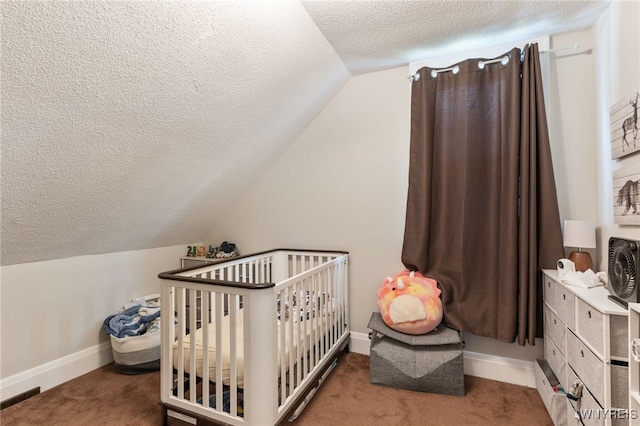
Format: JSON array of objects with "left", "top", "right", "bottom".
[
  {"left": 612, "top": 162, "right": 640, "bottom": 225},
  {"left": 610, "top": 91, "right": 640, "bottom": 160}
]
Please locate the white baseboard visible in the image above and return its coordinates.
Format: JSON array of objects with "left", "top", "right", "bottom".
[
  {"left": 349, "top": 331, "right": 536, "bottom": 388},
  {"left": 349, "top": 331, "right": 372, "bottom": 355},
  {"left": 1, "top": 330, "right": 536, "bottom": 403},
  {"left": 0, "top": 342, "right": 113, "bottom": 402},
  {"left": 462, "top": 350, "right": 535, "bottom": 388}
]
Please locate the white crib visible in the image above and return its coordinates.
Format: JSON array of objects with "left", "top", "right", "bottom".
[{"left": 158, "top": 249, "right": 349, "bottom": 426}]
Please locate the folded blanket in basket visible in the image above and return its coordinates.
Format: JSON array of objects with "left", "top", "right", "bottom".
[{"left": 103, "top": 304, "right": 161, "bottom": 338}]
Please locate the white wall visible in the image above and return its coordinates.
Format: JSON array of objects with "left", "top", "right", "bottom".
[
  {"left": 0, "top": 245, "right": 186, "bottom": 398},
  {"left": 547, "top": 32, "right": 598, "bottom": 219},
  {"left": 546, "top": 30, "right": 601, "bottom": 264},
  {"left": 210, "top": 19, "right": 638, "bottom": 381},
  {"left": 210, "top": 30, "right": 606, "bottom": 370},
  {"left": 593, "top": 0, "right": 640, "bottom": 269},
  {"left": 209, "top": 66, "right": 412, "bottom": 340}
]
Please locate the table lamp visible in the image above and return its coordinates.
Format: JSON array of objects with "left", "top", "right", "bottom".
[{"left": 563, "top": 220, "right": 596, "bottom": 272}]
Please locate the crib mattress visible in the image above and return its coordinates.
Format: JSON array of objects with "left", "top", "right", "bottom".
[{"left": 173, "top": 308, "right": 331, "bottom": 388}]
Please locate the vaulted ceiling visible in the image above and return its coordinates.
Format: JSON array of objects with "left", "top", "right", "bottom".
[{"left": 1, "top": 0, "right": 610, "bottom": 265}]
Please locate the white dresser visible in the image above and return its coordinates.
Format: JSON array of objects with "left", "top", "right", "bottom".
[
  {"left": 628, "top": 303, "right": 640, "bottom": 425},
  {"left": 536, "top": 270, "right": 629, "bottom": 426}
]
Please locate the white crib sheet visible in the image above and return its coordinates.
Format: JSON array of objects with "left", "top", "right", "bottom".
[{"left": 173, "top": 308, "right": 331, "bottom": 388}]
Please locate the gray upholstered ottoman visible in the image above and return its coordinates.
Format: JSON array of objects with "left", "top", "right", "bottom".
[{"left": 368, "top": 312, "right": 465, "bottom": 396}]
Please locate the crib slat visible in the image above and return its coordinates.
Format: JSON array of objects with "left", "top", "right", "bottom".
[
  {"left": 318, "top": 271, "right": 324, "bottom": 357},
  {"left": 311, "top": 274, "right": 318, "bottom": 368},
  {"left": 160, "top": 284, "right": 174, "bottom": 409},
  {"left": 214, "top": 292, "right": 223, "bottom": 414},
  {"left": 344, "top": 259, "right": 349, "bottom": 334},
  {"left": 295, "top": 282, "right": 302, "bottom": 390},
  {"left": 287, "top": 285, "right": 294, "bottom": 398},
  {"left": 229, "top": 295, "right": 238, "bottom": 417},
  {"left": 302, "top": 278, "right": 309, "bottom": 380},
  {"left": 261, "top": 258, "right": 266, "bottom": 283},
  {"left": 337, "top": 261, "right": 343, "bottom": 336},
  {"left": 279, "top": 287, "right": 286, "bottom": 404},
  {"left": 267, "top": 256, "right": 272, "bottom": 282},
  {"left": 329, "top": 266, "right": 339, "bottom": 346},
  {"left": 309, "top": 275, "right": 315, "bottom": 373},
  {"left": 319, "top": 270, "right": 325, "bottom": 355},
  {"left": 176, "top": 288, "right": 186, "bottom": 400},
  {"left": 326, "top": 267, "right": 331, "bottom": 352},
  {"left": 201, "top": 291, "right": 210, "bottom": 409},
  {"left": 188, "top": 289, "right": 197, "bottom": 403},
  {"left": 326, "top": 267, "right": 332, "bottom": 349},
  {"left": 308, "top": 276, "right": 315, "bottom": 371}
]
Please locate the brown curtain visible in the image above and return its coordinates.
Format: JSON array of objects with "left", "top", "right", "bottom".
[{"left": 401, "top": 44, "right": 563, "bottom": 345}]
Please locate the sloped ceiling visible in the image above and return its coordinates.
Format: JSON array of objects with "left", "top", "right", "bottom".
[{"left": 1, "top": 0, "right": 609, "bottom": 266}]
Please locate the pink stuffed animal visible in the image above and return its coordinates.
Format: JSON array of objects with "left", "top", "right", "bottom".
[{"left": 377, "top": 270, "right": 443, "bottom": 335}]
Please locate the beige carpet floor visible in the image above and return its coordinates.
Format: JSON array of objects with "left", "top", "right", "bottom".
[{"left": 1, "top": 352, "right": 553, "bottom": 426}]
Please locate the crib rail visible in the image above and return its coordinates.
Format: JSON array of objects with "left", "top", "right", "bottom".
[
  {"left": 159, "top": 250, "right": 277, "bottom": 289},
  {"left": 159, "top": 249, "right": 349, "bottom": 426}
]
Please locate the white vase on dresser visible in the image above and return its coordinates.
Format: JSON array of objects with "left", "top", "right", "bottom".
[{"left": 536, "top": 269, "right": 629, "bottom": 426}]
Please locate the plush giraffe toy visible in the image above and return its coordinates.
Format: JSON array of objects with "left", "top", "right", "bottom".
[{"left": 377, "top": 270, "right": 443, "bottom": 335}]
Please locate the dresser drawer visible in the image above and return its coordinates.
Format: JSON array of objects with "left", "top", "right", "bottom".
[
  {"left": 576, "top": 298, "right": 605, "bottom": 358},
  {"left": 611, "top": 417, "right": 630, "bottom": 426},
  {"left": 535, "top": 359, "right": 568, "bottom": 426},
  {"left": 535, "top": 359, "right": 553, "bottom": 413},
  {"left": 567, "top": 330, "right": 605, "bottom": 407},
  {"left": 610, "top": 314, "right": 628, "bottom": 359},
  {"left": 567, "top": 399, "right": 579, "bottom": 425},
  {"left": 546, "top": 278, "right": 576, "bottom": 329},
  {"left": 545, "top": 304, "right": 566, "bottom": 355},
  {"left": 581, "top": 387, "right": 606, "bottom": 426},
  {"left": 567, "top": 366, "right": 604, "bottom": 426},
  {"left": 611, "top": 363, "right": 629, "bottom": 409},
  {"left": 544, "top": 274, "right": 556, "bottom": 303},
  {"left": 545, "top": 335, "right": 567, "bottom": 392}
]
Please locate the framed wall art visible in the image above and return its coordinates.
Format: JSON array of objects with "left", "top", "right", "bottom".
[
  {"left": 612, "top": 162, "right": 640, "bottom": 225},
  {"left": 610, "top": 91, "right": 640, "bottom": 160}
]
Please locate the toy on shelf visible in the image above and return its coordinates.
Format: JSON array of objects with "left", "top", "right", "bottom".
[
  {"left": 186, "top": 245, "right": 205, "bottom": 257},
  {"left": 207, "top": 241, "right": 239, "bottom": 259},
  {"left": 186, "top": 242, "right": 239, "bottom": 259}
]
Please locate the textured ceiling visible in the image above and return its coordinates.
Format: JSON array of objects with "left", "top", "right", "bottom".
[
  {"left": 0, "top": 0, "right": 349, "bottom": 265},
  {"left": 1, "top": 0, "right": 610, "bottom": 265},
  {"left": 301, "top": 0, "right": 611, "bottom": 75}
]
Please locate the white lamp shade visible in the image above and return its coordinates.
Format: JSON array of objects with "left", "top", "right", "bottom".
[{"left": 563, "top": 220, "right": 596, "bottom": 249}]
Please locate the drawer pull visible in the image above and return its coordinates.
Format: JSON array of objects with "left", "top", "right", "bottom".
[
  {"left": 553, "top": 349, "right": 556, "bottom": 356},
  {"left": 581, "top": 350, "right": 584, "bottom": 358},
  {"left": 553, "top": 318, "right": 557, "bottom": 325},
  {"left": 587, "top": 311, "right": 591, "bottom": 319},
  {"left": 563, "top": 294, "right": 566, "bottom": 300}
]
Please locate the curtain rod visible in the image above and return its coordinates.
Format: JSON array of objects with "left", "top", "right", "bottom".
[
  {"left": 540, "top": 43, "right": 580, "bottom": 54},
  {"left": 407, "top": 44, "right": 581, "bottom": 82}
]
